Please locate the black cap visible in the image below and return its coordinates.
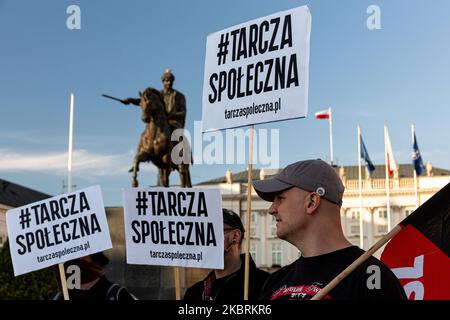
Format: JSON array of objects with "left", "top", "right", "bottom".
[{"left": 222, "top": 208, "right": 245, "bottom": 234}]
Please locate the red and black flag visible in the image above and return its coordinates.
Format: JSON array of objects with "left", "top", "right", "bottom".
[{"left": 381, "top": 182, "right": 450, "bottom": 300}]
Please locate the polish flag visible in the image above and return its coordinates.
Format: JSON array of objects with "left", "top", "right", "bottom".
[
  {"left": 315, "top": 109, "right": 330, "bottom": 120},
  {"left": 385, "top": 127, "right": 398, "bottom": 176}
]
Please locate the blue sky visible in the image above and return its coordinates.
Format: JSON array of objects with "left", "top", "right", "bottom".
[{"left": 1, "top": 0, "right": 449, "bottom": 206}]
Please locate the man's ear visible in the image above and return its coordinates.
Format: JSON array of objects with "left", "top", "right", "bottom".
[
  {"left": 233, "top": 229, "right": 242, "bottom": 243},
  {"left": 306, "top": 193, "right": 321, "bottom": 214}
]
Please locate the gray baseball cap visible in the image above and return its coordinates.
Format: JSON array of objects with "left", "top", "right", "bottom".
[{"left": 252, "top": 159, "right": 345, "bottom": 206}]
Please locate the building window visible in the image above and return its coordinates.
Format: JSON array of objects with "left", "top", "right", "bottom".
[
  {"left": 351, "top": 211, "right": 360, "bottom": 220},
  {"left": 250, "top": 226, "right": 257, "bottom": 237},
  {"left": 377, "top": 225, "right": 388, "bottom": 235},
  {"left": 250, "top": 242, "right": 257, "bottom": 261},
  {"left": 271, "top": 242, "right": 282, "bottom": 266},
  {"left": 270, "top": 214, "right": 277, "bottom": 237},
  {"left": 405, "top": 209, "right": 414, "bottom": 218},
  {"left": 270, "top": 225, "right": 277, "bottom": 237},
  {"left": 251, "top": 212, "right": 258, "bottom": 223},
  {"left": 378, "top": 210, "right": 387, "bottom": 219},
  {"left": 350, "top": 225, "right": 360, "bottom": 235}
]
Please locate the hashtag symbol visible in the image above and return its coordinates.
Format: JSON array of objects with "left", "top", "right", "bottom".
[
  {"left": 136, "top": 191, "right": 148, "bottom": 216},
  {"left": 217, "top": 33, "right": 229, "bottom": 65},
  {"left": 19, "top": 209, "right": 31, "bottom": 230}
]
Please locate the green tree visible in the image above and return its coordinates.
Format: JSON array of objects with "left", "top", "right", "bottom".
[{"left": 0, "top": 240, "right": 58, "bottom": 300}]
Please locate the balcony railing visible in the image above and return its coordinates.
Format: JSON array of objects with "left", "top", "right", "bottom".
[
  {"left": 243, "top": 177, "right": 416, "bottom": 192},
  {"left": 345, "top": 178, "right": 414, "bottom": 190}
]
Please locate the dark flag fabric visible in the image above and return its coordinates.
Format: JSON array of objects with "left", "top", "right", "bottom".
[
  {"left": 412, "top": 132, "right": 425, "bottom": 176},
  {"left": 360, "top": 135, "right": 375, "bottom": 173},
  {"left": 381, "top": 183, "right": 450, "bottom": 300}
]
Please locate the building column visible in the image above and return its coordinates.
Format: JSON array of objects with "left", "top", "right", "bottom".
[
  {"left": 366, "top": 207, "right": 375, "bottom": 248},
  {"left": 262, "top": 210, "right": 268, "bottom": 268},
  {"left": 340, "top": 208, "right": 349, "bottom": 236}
]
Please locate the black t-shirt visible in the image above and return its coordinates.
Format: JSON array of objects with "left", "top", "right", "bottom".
[
  {"left": 260, "top": 246, "right": 406, "bottom": 300},
  {"left": 184, "top": 254, "right": 269, "bottom": 301},
  {"left": 209, "top": 273, "right": 234, "bottom": 299}
]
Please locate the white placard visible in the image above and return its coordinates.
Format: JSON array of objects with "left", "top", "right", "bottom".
[
  {"left": 123, "top": 187, "right": 223, "bottom": 269},
  {"left": 6, "top": 185, "right": 112, "bottom": 276},
  {"left": 202, "top": 5, "right": 311, "bottom": 132}
]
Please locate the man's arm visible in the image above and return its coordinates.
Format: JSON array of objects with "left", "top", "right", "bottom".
[
  {"left": 167, "top": 111, "right": 186, "bottom": 120},
  {"left": 122, "top": 98, "right": 141, "bottom": 106}
]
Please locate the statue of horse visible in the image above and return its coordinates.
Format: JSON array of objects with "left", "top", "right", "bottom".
[{"left": 130, "top": 87, "right": 192, "bottom": 188}]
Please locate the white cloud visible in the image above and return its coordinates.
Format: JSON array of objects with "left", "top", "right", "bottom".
[{"left": 0, "top": 148, "right": 156, "bottom": 176}]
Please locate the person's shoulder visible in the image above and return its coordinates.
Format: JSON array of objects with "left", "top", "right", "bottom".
[
  {"left": 105, "top": 282, "right": 137, "bottom": 301},
  {"left": 47, "top": 291, "right": 63, "bottom": 300},
  {"left": 186, "top": 279, "right": 204, "bottom": 290},
  {"left": 363, "top": 254, "right": 397, "bottom": 276},
  {"left": 243, "top": 264, "right": 270, "bottom": 289},
  {"left": 352, "top": 252, "right": 407, "bottom": 300},
  {"left": 345, "top": 247, "right": 399, "bottom": 280},
  {"left": 263, "top": 260, "right": 297, "bottom": 285},
  {"left": 174, "top": 90, "right": 186, "bottom": 100},
  {"left": 118, "top": 287, "right": 138, "bottom": 300},
  {"left": 256, "top": 267, "right": 270, "bottom": 277},
  {"left": 183, "top": 279, "right": 205, "bottom": 301}
]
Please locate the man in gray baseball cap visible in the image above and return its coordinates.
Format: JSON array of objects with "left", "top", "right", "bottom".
[{"left": 254, "top": 159, "right": 406, "bottom": 300}]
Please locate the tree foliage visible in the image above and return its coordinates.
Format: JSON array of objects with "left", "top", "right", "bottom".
[{"left": 0, "top": 240, "right": 58, "bottom": 300}]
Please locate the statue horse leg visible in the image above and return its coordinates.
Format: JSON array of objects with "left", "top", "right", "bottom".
[
  {"left": 131, "top": 154, "right": 140, "bottom": 187},
  {"left": 159, "top": 168, "right": 170, "bottom": 187},
  {"left": 178, "top": 164, "right": 192, "bottom": 188},
  {"left": 186, "top": 169, "right": 192, "bottom": 188}
]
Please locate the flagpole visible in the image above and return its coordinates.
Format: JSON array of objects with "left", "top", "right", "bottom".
[
  {"left": 329, "top": 107, "right": 334, "bottom": 166},
  {"left": 384, "top": 125, "right": 391, "bottom": 231},
  {"left": 58, "top": 93, "right": 75, "bottom": 301},
  {"left": 68, "top": 93, "right": 74, "bottom": 194},
  {"left": 244, "top": 125, "right": 254, "bottom": 300},
  {"left": 357, "top": 126, "right": 364, "bottom": 249},
  {"left": 412, "top": 124, "right": 419, "bottom": 209}
]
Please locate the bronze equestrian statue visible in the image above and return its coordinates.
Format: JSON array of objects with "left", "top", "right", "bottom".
[{"left": 103, "top": 69, "right": 192, "bottom": 188}]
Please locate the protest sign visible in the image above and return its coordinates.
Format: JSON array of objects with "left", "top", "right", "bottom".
[
  {"left": 123, "top": 187, "right": 223, "bottom": 269},
  {"left": 202, "top": 5, "right": 311, "bottom": 132},
  {"left": 6, "top": 185, "right": 112, "bottom": 276}
]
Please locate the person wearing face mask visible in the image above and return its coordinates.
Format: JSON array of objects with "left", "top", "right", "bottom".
[
  {"left": 49, "top": 252, "right": 136, "bottom": 301},
  {"left": 183, "top": 209, "right": 269, "bottom": 301}
]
